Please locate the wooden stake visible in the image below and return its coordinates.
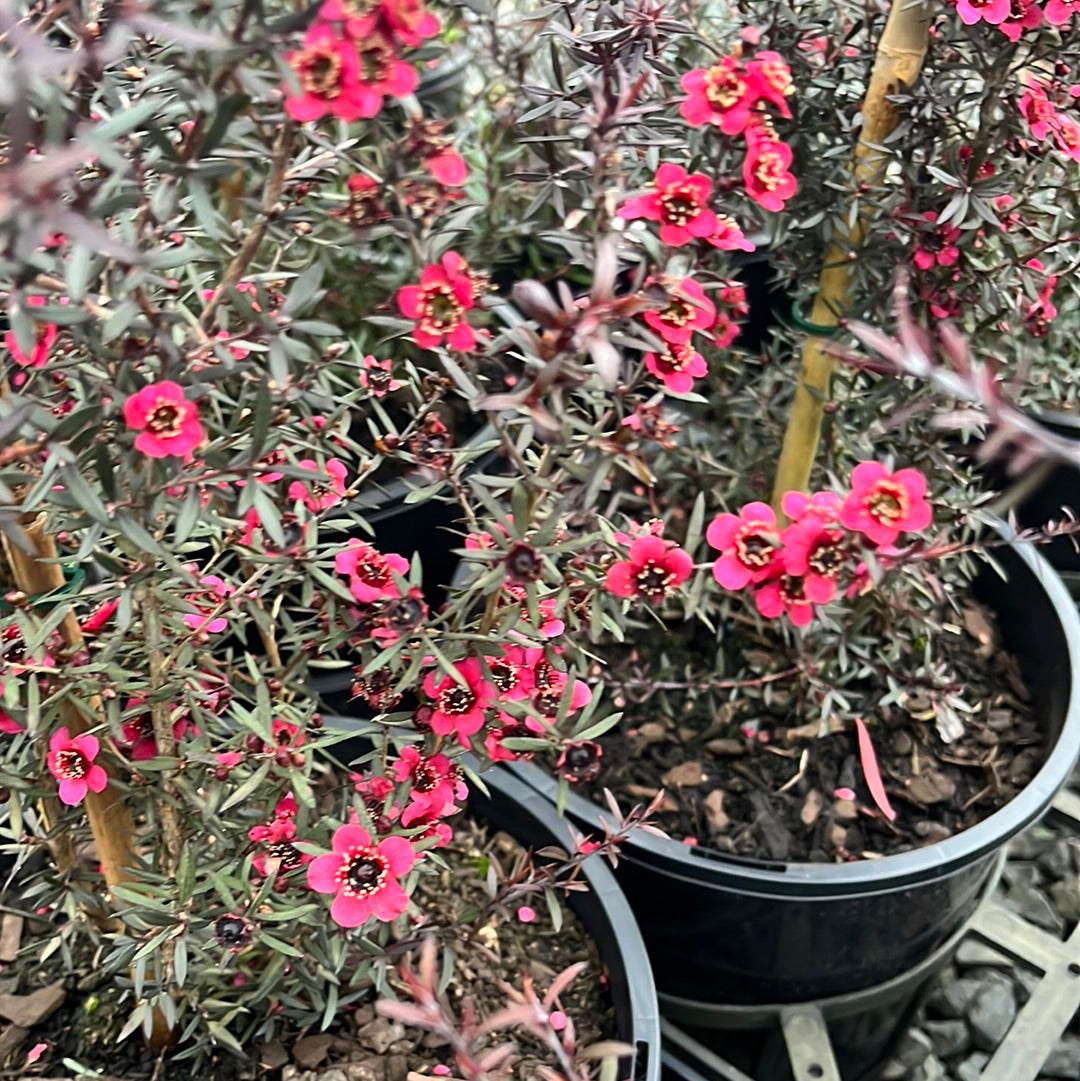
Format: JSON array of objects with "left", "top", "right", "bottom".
[
  {"left": 771, "top": 0, "right": 933, "bottom": 512},
  {"left": 1, "top": 517, "right": 139, "bottom": 902}
]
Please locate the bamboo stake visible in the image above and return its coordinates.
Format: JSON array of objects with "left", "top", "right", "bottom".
[
  {"left": 1, "top": 517, "right": 139, "bottom": 902},
  {"left": 771, "top": 0, "right": 934, "bottom": 512}
]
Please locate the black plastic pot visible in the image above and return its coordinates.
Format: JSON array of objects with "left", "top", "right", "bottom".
[
  {"left": 324, "top": 723, "right": 661, "bottom": 1081},
  {"left": 508, "top": 534, "right": 1080, "bottom": 1013}
]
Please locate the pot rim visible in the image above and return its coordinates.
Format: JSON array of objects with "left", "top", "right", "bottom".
[{"left": 510, "top": 525, "right": 1080, "bottom": 897}]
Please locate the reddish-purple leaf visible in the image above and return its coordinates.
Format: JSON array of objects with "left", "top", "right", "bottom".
[{"left": 854, "top": 718, "right": 896, "bottom": 822}]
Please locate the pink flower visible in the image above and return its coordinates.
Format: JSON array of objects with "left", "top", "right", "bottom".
[
  {"left": 422, "top": 658, "right": 496, "bottom": 747},
  {"left": 999, "top": 0, "right": 1043, "bottom": 38},
  {"left": 123, "top": 382, "right": 205, "bottom": 459},
  {"left": 780, "top": 519, "right": 852, "bottom": 604},
  {"left": 955, "top": 0, "right": 1011, "bottom": 23},
  {"left": 605, "top": 535, "right": 693, "bottom": 604},
  {"left": 391, "top": 747, "right": 467, "bottom": 821},
  {"left": 335, "top": 540, "right": 410, "bottom": 602},
  {"left": 912, "top": 211, "right": 961, "bottom": 270},
  {"left": 250, "top": 816, "right": 313, "bottom": 880},
  {"left": 644, "top": 342, "right": 708, "bottom": 394},
  {"left": 425, "top": 148, "right": 467, "bottom": 186},
  {"left": 746, "top": 51, "right": 794, "bottom": 116},
  {"left": 680, "top": 57, "right": 757, "bottom": 134},
  {"left": 47, "top": 729, "right": 108, "bottom": 807},
  {"left": 839, "top": 462, "right": 933, "bottom": 547},
  {"left": 781, "top": 490, "right": 842, "bottom": 524},
  {"left": 642, "top": 278, "right": 716, "bottom": 345},
  {"left": 284, "top": 24, "right": 415, "bottom": 123},
  {"left": 120, "top": 703, "right": 196, "bottom": 761},
  {"left": 743, "top": 138, "right": 797, "bottom": 213},
  {"left": 0, "top": 681, "right": 22, "bottom": 735},
  {"left": 4, "top": 296, "right": 57, "bottom": 368},
  {"left": 396, "top": 251, "right": 477, "bottom": 350},
  {"left": 618, "top": 164, "right": 718, "bottom": 246},
  {"left": 288, "top": 458, "right": 349, "bottom": 512},
  {"left": 754, "top": 572, "right": 816, "bottom": 626},
  {"left": 1044, "top": 0, "right": 1078, "bottom": 24},
  {"left": 485, "top": 646, "right": 534, "bottom": 702},
  {"left": 1019, "top": 81, "right": 1058, "bottom": 140},
  {"left": 321, "top": 0, "right": 439, "bottom": 47},
  {"left": 307, "top": 824, "right": 416, "bottom": 927},
  {"left": 183, "top": 573, "right": 233, "bottom": 635},
  {"left": 705, "top": 215, "right": 756, "bottom": 252},
  {"left": 359, "top": 355, "right": 401, "bottom": 397},
  {"left": 1052, "top": 115, "right": 1080, "bottom": 161},
  {"left": 707, "top": 502, "right": 782, "bottom": 589},
  {"left": 484, "top": 716, "right": 545, "bottom": 763},
  {"left": 517, "top": 906, "right": 536, "bottom": 923}
]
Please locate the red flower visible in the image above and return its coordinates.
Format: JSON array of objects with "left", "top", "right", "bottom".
[
  {"left": 183, "top": 572, "right": 232, "bottom": 635},
  {"left": 1019, "top": 81, "right": 1057, "bottom": 140},
  {"left": 999, "top": 0, "right": 1043, "bottom": 39},
  {"left": 425, "top": 148, "right": 467, "bottom": 186},
  {"left": 288, "top": 458, "right": 349, "bottom": 512},
  {"left": 349, "top": 34, "right": 419, "bottom": 116},
  {"left": 754, "top": 572, "right": 816, "bottom": 627},
  {"left": 644, "top": 342, "right": 707, "bottom": 394},
  {"left": 1043, "top": 0, "right": 1076, "bottom": 23},
  {"left": 47, "top": 728, "right": 108, "bottom": 807},
  {"left": 4, "top": 296, "right": 57, "bottom": 368},
  {"left": 618, "top": 164, "right": 718, "bottom": 246},
  {"left": 707, "top": 502, "right": 782, "bottom": 589},
  {"left": 780, "top": 519, "right": 853, "bottom": 604},
  {"left": 0, "top": 681, "right": 22, "bottom": 735},
  {"left": 839, "top": 462, "right": 933, "bottom": 547},
  {"left": 284, "top": 23, "right": 371, "bottom": 123},
  {"left": 680, "top": 57, "right": 757, "bottom": 134},
  {"left": 606, "top": 535, "right": 693, "bottom": 604},
  {"left": 485, "top": 717, "right": 544, "bottom": 763},
  {"left": 335, "top": 540, "right": 410, "bottom": 602},
  {"left": 422, "top": 658, "right": 495, "bottom": 747},
  {"left": 359, "top": 355, "right": 401, "bottom": 397},
  {"left": 642, "top": 278, "right": 716, "bottom": 345},
  {"left": 743, "top": 138, "right": 797, "bottom": 213},
  {"left": 320, "top": 0, "right": 439, "bottom": 47},
  {"left": 705, "top": 215, "right": 756, "bottom": 252},
  {"left": 485, "top": 646, "right": 534, "bottom": 702},
  {"left": 746, "top": 51, "right": 794, "bottom": 116},
  {"left": 781, "top": 489, "right": 842, "bottom": 525},
  {"left": 554, "top": 741, "right": 603, "bottom": 783},
  {"left": 250, "top": 816, "right": 313, "bottom": 881},
  {"left": 391, "top": 747, "right": 467, "bottom": 821},
  {"left": 307, "top": 824, "right": 416, "bottom": 927},
  {"left": 955, "top": 0, "right": 1011, "bottom": 23},
  {"left": 120, "top": 702, "right": 196, "bottom": 761},
  {"left": 912, "top": 211, "right": 961, "bottom": 270},
  {"left": 396, "top": 251, "right": 477, "bottom": 350},
  {"left": 123, "top": 382, "right": 205, "bottom": 459},
  {"left": 1052, "top": 116, "right": 1080, "bottom": 162}
]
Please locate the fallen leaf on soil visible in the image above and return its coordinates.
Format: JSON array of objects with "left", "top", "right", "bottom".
[
  {"left": 705, "top": 738, "right": 746, "bottom": 756},
  {"left": 261, "top": 1040, "right": 289, "bottom": 1069},
  {"left": 293, "top": 1032, "right": 335, "bottom": 1069},
  {"left": 357, "top": 1016, "right": 406, "bottom": 1054},
  {"left": 855, "top": 717, "right": 897, "bottom": 822},
  {"left": 782, "top": 716, "right": 845, "bottom": 742},
  {"left": 0, "top": 981, "right": 65, "bottom": 1028},
  {"left": 0, "top": 915, "right": 23, "bottom": 963},
  {"left": 702, "top": 790, "right": 729, "bottom": 834},
  {"left": 800, "top": 789, "right": 825, "bottom": 826},
  {"left": 906, "top": 770, "right": 956, "bottom": 805},
  {"left": 662, "top": 761, "right": 708, "bottom": 788},
  {"left": 832, "top": 798, "right": 858, "bottom": 823},
  {"left": 24, "top": 1040, "right": 46, "bottom": 1066},
  {"left": 635, "top": 722, "right": 668, "bottom": 744},
  {"left": 623, "top": 784, "right": 678, "bottom": 812},
  {"left": 0, "top": 1023, "right": 27, "bottom": 1059}
]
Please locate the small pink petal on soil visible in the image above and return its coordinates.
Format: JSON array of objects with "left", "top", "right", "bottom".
[
  {"left": 517, "top": 905, "right": 536, "bottom": 923},
  {"left": 833, "top": 787, "right": 856, "bottom": 801}
]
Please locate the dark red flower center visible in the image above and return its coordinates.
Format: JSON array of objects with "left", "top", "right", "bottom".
[
  {"left": 341, "top": 849, "right": 388, "bottom": 897},
  {"left": 653, "top": 343, "right": 695, "bottom": 375},
  {"left": 488, "top": 660, "right": 519, "bottom": 694},
  {"left": 412, "top": 760, "right": 440, "bottom": 792},
  {"left": 299, "top": 47, "right": 343, "bottom": 97},
  {"left": 660, "top": 299, "right": 694, "bottom": 327},
  {"left": 635, "top": 559, "right": 675, "bottom": 599},
  {"left": 438, "top": 685, "right": 477, "bottom": 715},
  {"left": 355, "top": 553, "right": 391, "bottom": 586},
  {"left": 808, "top": 534, "right": 849, "bottom": 578},
  {"left": 54, "top": 749, "right": 88, "bottom": 780},
  {"left": 366, "top": 367, "right": 392, "bottom": 391},
  {"left": 358, "top": 41, "right": 393, "bottom": 83},
  {"left": 752, "top": 151, "right": 785, "bottom": 191},
  {"left": 148, "top": 402, "right": 183, "bottom": 437},
  {"left": 267, "top": 842, "right": 304, "bottom": 869},
  {"left": 659, "top": 186, "right": 702, "bottom": 226},
  {"left": 778, "top": 575, "right": 808, "bottom": 605},
  {"left": 532, "top": 660, "right": 555, "bottom": 690},
  {"left": 421, "top": 286, "right": 463, "bottom": 330},
  {"left": 214, "top": 915, "right": 251, "bottom": 949},
  {"left": 705, "top": 66, "right": 745, "bottom": 109},
  {"left": 866, "top": 484, "right": 907, "bottom": 525},
  {"left": 735, "top": 526, "right": 776, "bottom": 568},
  {"left": 505, "top": 542, "right": 542, "bottom": 582}
]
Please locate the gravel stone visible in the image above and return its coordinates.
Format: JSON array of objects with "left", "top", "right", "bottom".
[
  {"left": 1041, "top": 1038, "right": 1080, "bottom": 1079},
  {"left": 966, "top": 979, "right": 1017, "bottom": 1051},
  {"left": 955, "top": 1052, "right": 990, "bottom": 1081},
  {"left": 1049, "top": 878, "right": 1080, "bottom": 923},
  {"left": 1002, "top": 884, "right": 1066, "bottom": 935},
  {"left": 892, "top": 1029, "right": 934, "bottom": 1069},
  {"left": 923, "top": 1019, "right": 970, "bottom": 1059},
  {"left": 1002, "top": 861, "right": 1043, "bottom": 889},
  {"left": 926, "top": 977, "right": 984, "bottom": 1020}
]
